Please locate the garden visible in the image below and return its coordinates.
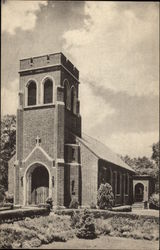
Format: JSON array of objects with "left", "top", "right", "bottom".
[
  {"left": 0, "top": 208, "right": 159, "bottom": 249},
  {"left": 0, "top": 183, "right": 159, "bottom": 249}
]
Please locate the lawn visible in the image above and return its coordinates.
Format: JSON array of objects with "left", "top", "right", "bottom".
[{"left": 38, "top": 235, "right": 159, "bottom": 250}]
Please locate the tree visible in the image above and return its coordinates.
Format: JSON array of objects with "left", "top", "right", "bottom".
[
  {"left": 152, "top": 141, "right": 159, "bottom": 167},
  {"left": 0, "top": 115, "right": 16, "bottom": 191},
  {"left": 97, "top": 183, "right": 114, "bottom": 209},
  {"left": 121, "top": 155, "right": 158, "bottom": 179}
]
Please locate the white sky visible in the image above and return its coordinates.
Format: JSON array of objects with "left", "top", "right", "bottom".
[{"left": 1, "top": 1, "right": 159, "bottom": 158}]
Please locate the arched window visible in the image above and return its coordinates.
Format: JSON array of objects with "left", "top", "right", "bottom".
[
  {"left": 44, "top": 79, "right": 53, "bottom": 104},
  {"left": 28, "top": 81, "right": 36, "bottom": 106},
  {"left": 117, "top": 172, "right": 120, "bottom": 194},
  {"left": 71, "top": 86, "right": 76, "bottom": 114}
]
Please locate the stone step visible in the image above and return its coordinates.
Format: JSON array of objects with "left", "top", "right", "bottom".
[{"left": 132, "top": 202, "right": 144, "bottom": 209}]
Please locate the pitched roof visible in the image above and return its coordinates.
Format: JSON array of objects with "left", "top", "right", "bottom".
[{"left": 76, "top": 133, "right": 135, "bottom": 173}]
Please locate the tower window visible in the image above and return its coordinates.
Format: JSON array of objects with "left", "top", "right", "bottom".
[
  {"left": 44, "top": 79, "right": 53, "bottom": 104},
  {"left": 28, "top": 81, "right": 36, "bottom": 106},
  {"left": 72, "top": 148, "right": 76, "bottom": 161}
]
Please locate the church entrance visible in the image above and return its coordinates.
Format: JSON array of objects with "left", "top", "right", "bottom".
[
  {"left": 135, "top": 183, "right": 144, "bottom": 202},
  {"left": 25, "top": 163, "right": 50, "bottom": 205},
  {"left": 31, "top": 165, "right": 49, "bottom": 204}
]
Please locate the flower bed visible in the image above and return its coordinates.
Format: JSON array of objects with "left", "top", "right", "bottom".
[{"left": 0, "top": 214, "right": 73, "bottom": 249}]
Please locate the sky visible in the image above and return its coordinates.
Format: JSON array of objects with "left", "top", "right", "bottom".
[{"left": 1, "top": 1, "right": 159, "bottom": 158}]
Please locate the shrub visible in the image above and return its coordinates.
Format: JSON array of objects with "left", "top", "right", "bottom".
[
  {"left": 96, "top": 219, "right": 112, "bottom": 235},
  {"left": 0, "top": 185, "right": 5, "bottom": 202},
  {"left": 90, "top": 202, "right": 97, "bottom": 209},
  {"left": 46, "top": 197, "right": 53, "bottom": 209},
  {"left": 69, "top": 196, "right": 79, "bottom": 209},
  {"left": 5, "top": 193, "right": 14, "bottom": 204},
  {"left": 97, "top": 183, "right": 114, "bottom": 209},
  {"left": 73, "top": 209, "right": 97, "bottom": 239},
  {"left": 149, "top": 193, "right": 160, "bottom": 210}
]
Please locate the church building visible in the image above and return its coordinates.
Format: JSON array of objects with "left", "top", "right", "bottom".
[{"left": 8, "top": 52, "right": 137, "bottom": 208}]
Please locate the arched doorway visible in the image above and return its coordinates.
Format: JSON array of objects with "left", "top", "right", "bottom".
[
  {"left": 135, "top": 183, "right": 144, "bottom": 202},
  {"left": 25, "top": 163, "right": 50, "bottom": 205}
]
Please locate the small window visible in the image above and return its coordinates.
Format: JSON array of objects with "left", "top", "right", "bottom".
[
  {"left": 44, "top": 79, "right": 53, "bottom": 104},
  {"left": 117, "top": 172, "right": 120, "bottom": 194},
  {"left": 71, "top": 180, "right": 75, "bottom": 195},
  {"left": 28, "top": 81, "right": 36, "bottom": 106},
  {"left": 72, "top": 148, "right": 75, "bottom": 161}
]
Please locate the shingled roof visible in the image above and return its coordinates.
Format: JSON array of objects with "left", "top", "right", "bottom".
[{"left": 76, "top": 133, "right": 135, "bottom": 173}]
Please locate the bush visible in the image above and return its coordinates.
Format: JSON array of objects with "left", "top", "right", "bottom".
[
  {"left": 97, "top": 183, "right": 114, "bottom": 209},
  {"left": 96, "top": 219, "right": 112, "bottom": 235},
  {"left": 0, "top": 185, "right": 5, "bottom": 202},
  {"left": 46, "top": 197, "right": 53, "bottom": 209},
  {"left": 5, "top": 193, "right": 14, "bottom": 204},
  {"left": 72, "top": 209, "right": 97, "bottom": 239},
  {"left": 149, "top": 193, "right": 160, "bottom": 210},
  {"left": 90, "top": 202, "right": 97, "bottom": 209},
  {"left": 69, "top": 197, "right": 79, "bottom": 209}
]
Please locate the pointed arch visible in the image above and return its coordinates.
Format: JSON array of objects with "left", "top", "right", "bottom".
[
  {"left": 43, "top": 78, "right": 53, "bottom": 104},
  {"left": 27, "top": 81, "right": 37, "bottom": 106}
]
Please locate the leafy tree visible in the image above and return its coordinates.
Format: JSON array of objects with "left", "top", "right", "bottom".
[
  {"left": 0, "top": 115, "right": 16, "bottom": 191},
  {"left": 97, "top": 183, "right": 114, "bottom": 209},
  {"left": 121, "top": 155, "right": 158, "bottom": 179},
  {"left": 152, "top": 141, "right": 159, "bottom": 166}
]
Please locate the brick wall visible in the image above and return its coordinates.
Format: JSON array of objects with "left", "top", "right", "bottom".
[
  {"left": 23, "top": 107, "right": 55, "bottom": 159},
  {"left": 79, "top": 142, "right": 98, "bottom": 206}
]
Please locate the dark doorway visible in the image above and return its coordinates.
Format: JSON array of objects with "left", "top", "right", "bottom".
[
  {"left": 31, "top": 165, "right": 49, "bottom": 204},
  {"left": 135, "top": 183, "right": 144, "bottom": 202}
]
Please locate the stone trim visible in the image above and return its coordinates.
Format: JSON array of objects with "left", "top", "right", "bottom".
[{"left": 23, "top": 145, "right": 53, "bottom": 163}]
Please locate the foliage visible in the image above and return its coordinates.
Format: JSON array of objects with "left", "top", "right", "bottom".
[
  {"left": 151, "top": 141, "right": 159, "bottom": 166},
  {"left": 69, "top": 196, "right": 79, "bottom": 209},
  {"left": 0, "top": 115, "right": 16, "bottom": 190},
  {"left": 90, "top": 201, "right": 97, "bottom": 209},
  {"left": 96, "top": 218, "right": 112, "bottom": 235},
  {"left": 97, "top": 183, "right": 114, "bottom": 209},
  {"left": 0, "top": 214, "right": 73, "bottom": 249},
  {"left": 5, "top": 193, "right": 14, "bottom": 203},
  {"left": 0, "top": 185, "right": 5, "bottom": 202},
  {"left": 109, "top": 216, "right": 159, "bottom": 240},
  {"left": 71, "top": 209, "right": 97, "bottom": 239},
  {"left": 46, "top": 197, "right": 53, "bottom": 209},
  {"left": 149, "top": 193, "right": 160, "bottom": 210},
  {"left": 0, "top": 207, "right": 50, "bottom": 223}
]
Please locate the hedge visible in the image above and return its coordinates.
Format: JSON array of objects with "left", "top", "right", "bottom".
[
  {"left": 0, "top": 207, "right": 50, "bottom": 224},
  {"left": 55, "top": 209, "right": 159, "bottom": 223}
]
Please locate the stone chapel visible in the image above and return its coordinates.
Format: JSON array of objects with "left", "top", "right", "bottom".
[{"left": 8, "top": 52, "right": 154, "bottom": 208}]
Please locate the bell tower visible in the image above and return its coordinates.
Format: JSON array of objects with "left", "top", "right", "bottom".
[{"left": 14, "top": 53, "right": 81, "bottom": 207}]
